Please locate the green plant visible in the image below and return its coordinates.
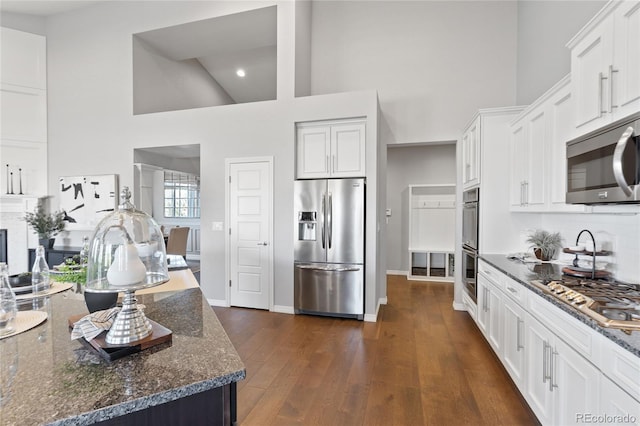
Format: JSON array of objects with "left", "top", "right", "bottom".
[
  {"left": 526, "top": 229, "right": 562, "bottom": 260},
  {"left": 24, "top": 200, "right": 66, "bottom": 239},
  {"left": 51, "top": 257, "right": 86, "bottom": 284}
]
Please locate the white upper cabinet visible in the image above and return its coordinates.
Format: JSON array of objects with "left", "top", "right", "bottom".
[
  {"left": 569, "top": 1, "right": 640, "bottom": 135},
  {"left": 461, "top": 117, "right": 480, "bottom": 189},
  {"left": 509, "top": 76, "right": 585, "bottom": 213},
  {"left": 296, "top": 119, "right": 365, "bottom": 179},
  {"left": 510, "top": 106, "right": 546, "bottom": 211}
]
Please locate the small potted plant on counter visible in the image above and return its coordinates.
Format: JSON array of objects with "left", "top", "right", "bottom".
[
  {"left": 526, "top": 229, "right": 562, "bottom": 261},
  {"left": 24, "top": 199, "right": 66, "bottom": 249},
  {"left": 50, "top": 255, "right": 117, "bottom": 313}
]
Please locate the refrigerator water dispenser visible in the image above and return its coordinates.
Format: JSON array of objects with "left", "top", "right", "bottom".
[{"left": 298, "top": 211, "right": 317, "bottom": 241}]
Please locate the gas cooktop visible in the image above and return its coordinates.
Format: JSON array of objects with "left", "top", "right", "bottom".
[{"left": 530, "top": 277, "right": 640, "bottom": 334}]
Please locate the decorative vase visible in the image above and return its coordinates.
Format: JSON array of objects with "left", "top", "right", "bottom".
[
  {"left": 84, "top": 291, "right": 118, "bottom": 313},
  {"left": 38, "top": 238, "right": 55, "bottom": 249},
  {"left": 534, "top": 248, "right": 554, "bottom": 261}
]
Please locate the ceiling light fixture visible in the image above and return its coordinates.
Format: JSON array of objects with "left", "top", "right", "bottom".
[{"left": 236, "top": 69, "right": 246, "bottom": 77}]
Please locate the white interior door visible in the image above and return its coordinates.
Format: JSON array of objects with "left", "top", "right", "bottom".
[{"left": 227, "top": 158, "right": 272, "bottom": 309}]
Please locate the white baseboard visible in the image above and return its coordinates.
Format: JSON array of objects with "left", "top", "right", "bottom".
[
  {"left": 452, "top": 301, "right": 466, "bottom": 311},
  {"left": 272, "top": 305, "right": 295, "bottom": 314},
  {"left": 386, "top": 270, "right": 407, "bottom": 276},
  {"left": 364, "top": 296, "right": 388, "bottom": 322},
  {"left": 207, "top": 298, "right": 229, "bottom": 307}
]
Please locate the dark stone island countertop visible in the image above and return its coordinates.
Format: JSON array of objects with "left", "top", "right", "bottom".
[
  {"left": 480, "top": 253, "right": 640, "bottom": 358},
  {"left": 0, "top": 282, "right": 245, "bottom": 425}
]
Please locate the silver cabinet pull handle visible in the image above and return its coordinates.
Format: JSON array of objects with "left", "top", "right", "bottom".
[
  {"left": 613, "top": 126, "right": 635, "bottom": 196},
  {"left": 257, "top": 242, "right": 268, "bottom": 246},
  {"left": 599, "top": 72, "right": 608, "bottom": 115},
  {"left": 550, "top": 348, "right": 558, "bottom": 392},
  {"left": 609, "top": 65, "right": 618, "bottom": 112},
  {"left": 516, "top": 318, "right": 524, "bottom": 351},
  {"left": 542, "top": 341, "right": 549, "bottom": 383}
]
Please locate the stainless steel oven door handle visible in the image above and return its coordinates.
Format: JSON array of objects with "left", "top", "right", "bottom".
[{"left": 612, "top": 126, "right": 635, "bottom": 196}]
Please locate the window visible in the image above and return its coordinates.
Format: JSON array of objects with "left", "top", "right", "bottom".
[{"left": 164, "top": 171, "right": 200, "bottom": 218}]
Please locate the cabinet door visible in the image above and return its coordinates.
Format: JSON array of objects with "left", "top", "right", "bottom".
[
  {"left": 462, "top": 118, "right": 480, "bottom": 189},
  {"left": 598, "top": 376, "right": 640, "bottom": 423},
  {"left": 509, "top": 123, "right": 526, "bottom": 208},
  {"left": 524, "top": 109, "right": 546, "bottom": 209},
  {"left": 503, "top": 297, "right": 526, "bottom": 390},
  {"left": 476, "top": 274, "right": 489, "bottom": 336},
  {"left": 524, "top": 316, "right": 554, "bottom": 425},
  {"left": 612, "top": 1, "right": 640, "bottom": 120},
  {"left": 571, "top": 16, "right": 613, "bottom": 132},
  {"left": 551, "top": 337, "right": 601, "bottom": 426},
  {"left": 330, "top": 122, "right": 365, "bottom": 177},
  {"left": 296, "top": 126, "right": 330, "bottom": 179},
  {"left": 486, "top": 282, "right": 503, "bottom": 355}
]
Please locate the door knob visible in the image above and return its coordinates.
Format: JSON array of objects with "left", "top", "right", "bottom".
[{"left": 257, "top": 242, "right": 268, "bottom": 246}]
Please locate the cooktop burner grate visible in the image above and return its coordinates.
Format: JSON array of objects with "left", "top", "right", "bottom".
[{"left": 531, "top": 278, "right": 640, "bottom": 334}]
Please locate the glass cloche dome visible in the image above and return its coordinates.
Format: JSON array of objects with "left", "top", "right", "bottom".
[
  {"left": 86, "top": 186, "right": 169, "bottom": 292},
  {"left": 85, "top": 186, "right": 169, "bottom": 345}
]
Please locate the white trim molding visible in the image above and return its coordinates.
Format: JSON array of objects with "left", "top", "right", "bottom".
[
  {"left": 272, "top": 305, "right": 295, "bottom": 315},
  {"left": 386, "top": 270, "right": 407, "bottom": 276},
  {"left": 207, "top": 298, "right": 229, "bottom": 307}
]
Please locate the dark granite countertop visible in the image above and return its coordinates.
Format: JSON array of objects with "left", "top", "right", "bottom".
[
  {"left": 480, "top": 253, "right": 640, "bottom": 358},
  {"left": 0, "top": 285, "right": 245, "bottom": 425}
]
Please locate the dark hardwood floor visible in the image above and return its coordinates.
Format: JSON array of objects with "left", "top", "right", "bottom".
[{"left": 213, "top": 275, "right": 538, "bottom": 425}]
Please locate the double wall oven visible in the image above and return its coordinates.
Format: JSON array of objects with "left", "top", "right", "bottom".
[{"left": 462, "top": 188, "right": 479, "bottom": 302}]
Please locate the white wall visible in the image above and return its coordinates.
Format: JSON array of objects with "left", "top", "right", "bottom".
[
  {"left": 132, "top": 37, "right": 234, "bottom": 114},
  {"left": 43, "top": 1, "right": 381, "bottom": 316},
  {"left": 516, "top": 0, "right": 606, "bottom": 105},
  {"left": 538, "top": 213, "right": 640, "bottom": 284},
  {"left": 0, "top": 11, "right": 46, "bottom": 35},
  {"left": 386, "top": 144, "right": 456, "bottom": 272},
  {"left": 310, "top": 0, "right": 518, "bottom": 144}
]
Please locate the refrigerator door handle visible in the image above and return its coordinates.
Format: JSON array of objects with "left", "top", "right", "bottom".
[
  {"left": 321, "top": 192, "right": 326, "bottom": 249},
  {"left": 296, "top": 265, "right": 361, "bottom": 272},
  {"left": 328, "top": 193, "right": 333, "bottom": 249}
]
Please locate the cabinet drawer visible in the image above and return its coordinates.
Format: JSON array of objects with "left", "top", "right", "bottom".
[
  {"left": 503, "top": 276, "right": 527, "bottom": 306},
  {"left": 598, "top": 333, "right": 640, "bottom": 402},
  {"left": 527, "top": 292, "right": 597, "bottom": 362},
  {"left": 478, "top": 260, "right": 504, "bottom": 290}
]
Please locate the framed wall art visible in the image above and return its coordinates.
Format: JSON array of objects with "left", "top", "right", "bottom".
[{"left": 59, "top": 175, "right": 118, "bottom": 228}]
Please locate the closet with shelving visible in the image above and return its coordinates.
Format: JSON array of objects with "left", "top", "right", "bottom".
[{"left": 404, "top": 184, "right": 456, "bottom": 281}]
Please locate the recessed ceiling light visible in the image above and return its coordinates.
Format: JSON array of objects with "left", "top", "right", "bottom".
[{"left": 236, "top": 69, "right": 246, "bottom": 77}]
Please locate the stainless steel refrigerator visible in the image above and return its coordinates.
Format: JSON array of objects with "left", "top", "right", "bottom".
[{"left": 294, "top": 178, "right": 365, "bottom": 320}]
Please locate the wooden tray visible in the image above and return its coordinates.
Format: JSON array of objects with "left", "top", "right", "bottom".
[
  {"left": 68, "top": 314, "right": 172, "bottom": 361},
  {"left": 562, "top": 266, "right": 611, "bottom": 280}
]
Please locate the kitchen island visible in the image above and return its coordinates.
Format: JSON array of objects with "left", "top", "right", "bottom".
[{"left": 0, "top": 270, "right": 245, "bottom": 425}]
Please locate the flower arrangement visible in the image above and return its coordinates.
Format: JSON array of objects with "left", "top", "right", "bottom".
[
  {"left": 24, "top": 199, "right": 66, "bottom": 241},
  {"left": 526, "top": 229, "right": 562, "bottom": 261}
]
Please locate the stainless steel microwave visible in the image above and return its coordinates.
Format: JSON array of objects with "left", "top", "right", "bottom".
[{"left": 566, "top": 112, "right": 640, "bottom": 204}]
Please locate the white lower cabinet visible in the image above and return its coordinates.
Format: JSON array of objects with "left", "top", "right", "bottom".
[
  {"left": 525, "top": 313, "right": 601, "bottom": 426},
  {"left": 473, "top": 260, "right": 639, "bottom": 425},
  {"left": 502, "top": 296, "right": 526, "bottom": 390},
  {"left": 599, "top": 377, "right": 640, "bottom": 423}
]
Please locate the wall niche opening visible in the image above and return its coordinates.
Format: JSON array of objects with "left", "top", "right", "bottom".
[{"left": 132, "top": 6, "right": 277, "bottom": 115}]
